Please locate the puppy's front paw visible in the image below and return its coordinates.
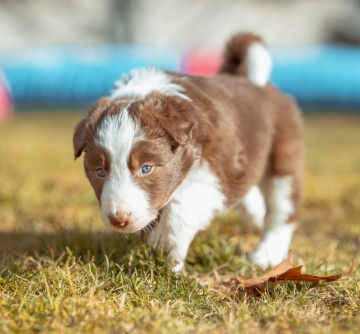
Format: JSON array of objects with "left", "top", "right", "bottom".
[{"left": 171, "top": 260, "right": 185, "bottom": 274}]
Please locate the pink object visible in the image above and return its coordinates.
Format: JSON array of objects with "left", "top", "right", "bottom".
[
  {"left": 183, "top": 50, "right": 223, "bottom": 76},
  {"left": 0, "top": 71, "right": 14, "bottom": 123}
]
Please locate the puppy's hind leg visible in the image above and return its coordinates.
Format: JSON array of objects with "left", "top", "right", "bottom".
[
  {"left": 239, "top": 185, "right": 266, "bottom": 229},
  {"left": 249, "top": 103, "right": 303, "bottom": 267},
  {"left": 250, "top": 176, "right": 299, "bottom": 267}
]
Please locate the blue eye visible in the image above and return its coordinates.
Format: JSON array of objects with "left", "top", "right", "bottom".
[
  {"left": 141, "top": 165, "right": 152, "bottom": 174},
  {"left": 97, "top": 168, "right": 105, "bottom": 177}
]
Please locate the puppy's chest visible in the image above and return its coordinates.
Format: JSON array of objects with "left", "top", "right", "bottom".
[{"left": 165, "top": 162, "right": 227, "bottom": 219}]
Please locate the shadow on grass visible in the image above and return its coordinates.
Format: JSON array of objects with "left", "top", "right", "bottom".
[
  {"left": 0, "top": 228, "right": 144, "bottom": 269},
  {"left": 0, "top": 227, "right": 249, "bottom": 275}
]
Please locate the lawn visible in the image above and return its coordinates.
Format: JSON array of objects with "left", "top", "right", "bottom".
[{"left": 0, "top": 111, "right": 360, "bottom": 333}]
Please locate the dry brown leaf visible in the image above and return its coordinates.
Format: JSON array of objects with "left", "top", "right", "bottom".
[
  {"left": 236, "top": 251, "right": 293, "bottom": 288},
  {"left": 236, "top": 256, "right": 354, "bottom": 297}
]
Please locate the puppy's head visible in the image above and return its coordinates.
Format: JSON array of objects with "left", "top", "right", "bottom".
[{"left": 73, "top": 94, "right": 196, "bottom": 233}]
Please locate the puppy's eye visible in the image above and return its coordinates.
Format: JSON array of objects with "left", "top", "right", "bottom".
[
  {"left": 141, "top": 165, "right": 152, "bottom": 174},
  {"left": 96, "top": 168, "right": 105, "bottom": 178}
]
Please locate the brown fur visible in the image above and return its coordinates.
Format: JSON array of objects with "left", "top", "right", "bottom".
[
  {"left": 73, "top": 33, "right": 302, "bottom": 227},
  {"left": 219, "top": 32, "right": 264, "bottom": 76},
  {"left": 168, "top": 73, "right": 303, "bottom": 222},
  {"left": 128, "top": 96, "right": 196, "bottom": 211},
  {"left": 73, "top": 95, "right": 197, "bottom": 217}
]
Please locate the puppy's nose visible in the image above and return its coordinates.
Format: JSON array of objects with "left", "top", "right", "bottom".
[{"left": 108, "top": 212, "right": 131, "bottom": 227}]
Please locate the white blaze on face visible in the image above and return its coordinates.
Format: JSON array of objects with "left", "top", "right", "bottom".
[{"left": 96, "top": 105, "right": 153, "bottom": 233}]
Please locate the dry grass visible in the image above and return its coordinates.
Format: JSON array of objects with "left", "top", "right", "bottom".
[{"left": 0, "top": 111, "right": 360, "bottom": 333}]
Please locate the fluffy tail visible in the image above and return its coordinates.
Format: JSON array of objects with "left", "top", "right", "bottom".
[{"left": 219, "top": 33, "right": 272, "bottom": 87}]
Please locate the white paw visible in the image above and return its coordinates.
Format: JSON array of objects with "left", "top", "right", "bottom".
[
  {"left": 171, "top": 260, "right": 185, "bottom": 274},
  {"left": 249, "top": 244, "right": 288, "bottom": 267},
  {"left": 249, "top": 223, "right": 296, "bottom": 267}
]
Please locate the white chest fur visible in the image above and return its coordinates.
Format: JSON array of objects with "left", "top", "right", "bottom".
[{"left": 148, "top": 162, "right": 226, "bottom": 272}]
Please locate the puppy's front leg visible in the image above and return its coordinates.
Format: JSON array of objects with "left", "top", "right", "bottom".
[
  {"left": 148, "top": 167, "right": 226, "bottom": 272},
  {"left": 148, "top": 201, "right": 199, "bottom": 272}
]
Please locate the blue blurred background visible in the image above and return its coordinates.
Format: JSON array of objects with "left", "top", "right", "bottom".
[{"left": 1, "top": 0, "right": 360, "bottom": 112}]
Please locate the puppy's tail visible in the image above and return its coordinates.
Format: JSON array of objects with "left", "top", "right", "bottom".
[{"left": 219, "top": 33, "right": 272, "bottom": 87}]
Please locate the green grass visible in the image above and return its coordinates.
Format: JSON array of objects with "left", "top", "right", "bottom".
[{"left": 1, "top": 112, "right": 360, "bottom": 333}]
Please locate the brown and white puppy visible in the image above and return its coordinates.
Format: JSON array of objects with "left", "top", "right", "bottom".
[{"left": 73, "top": 33, "right": 303, "bottom": 272}]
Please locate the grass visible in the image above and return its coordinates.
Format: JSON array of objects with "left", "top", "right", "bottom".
[{"left": 0, "top": 111, "right": 360, "bottom": 333}]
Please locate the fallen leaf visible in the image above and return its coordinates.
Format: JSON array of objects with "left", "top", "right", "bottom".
[
  {"left": 236, "top": 257, "right": 354, "bottom": 297},
  {"left": 237, "top": 250, "right": 294, "bottom": 287}
]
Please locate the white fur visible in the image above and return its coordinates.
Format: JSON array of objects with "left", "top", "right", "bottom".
[
  {"left": 96, "top": 104, "right": 156, "bottom": 233},
  {"left": 251, "top": 223, "right": 296, "bottom": 267},
  {"left": 110, "top": 67, "right": 191, "bottom": 101},
  {"left": 148, "top": 162, "right": 226, "bottom": 272},
  {"left": 245, "top": 43, "right": 272, "bottom": 87},
  {"left": 250, "top": 176, "right": 295, "bottom": 267},
  {"left": 239, "top": 185, "right": 266, "bottom": 228}
]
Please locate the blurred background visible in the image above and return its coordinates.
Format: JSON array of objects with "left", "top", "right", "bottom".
[
  {"left": 0, "top": 0, "right": 360, "bottom": 262},
  {"left": 1, "top": 0, "right": 360, "bottom": 114}
]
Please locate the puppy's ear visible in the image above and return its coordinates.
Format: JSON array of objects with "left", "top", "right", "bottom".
[
  {"left": 155, "top": 97, "right": 195, "bottom": 146},
  {"left": 73, "top": 118, "right": 87, "bottom": 159}
]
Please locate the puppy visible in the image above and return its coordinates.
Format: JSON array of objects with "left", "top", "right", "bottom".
[{"left": 73, "top": 33, "right": 303, "bottom": 272}]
